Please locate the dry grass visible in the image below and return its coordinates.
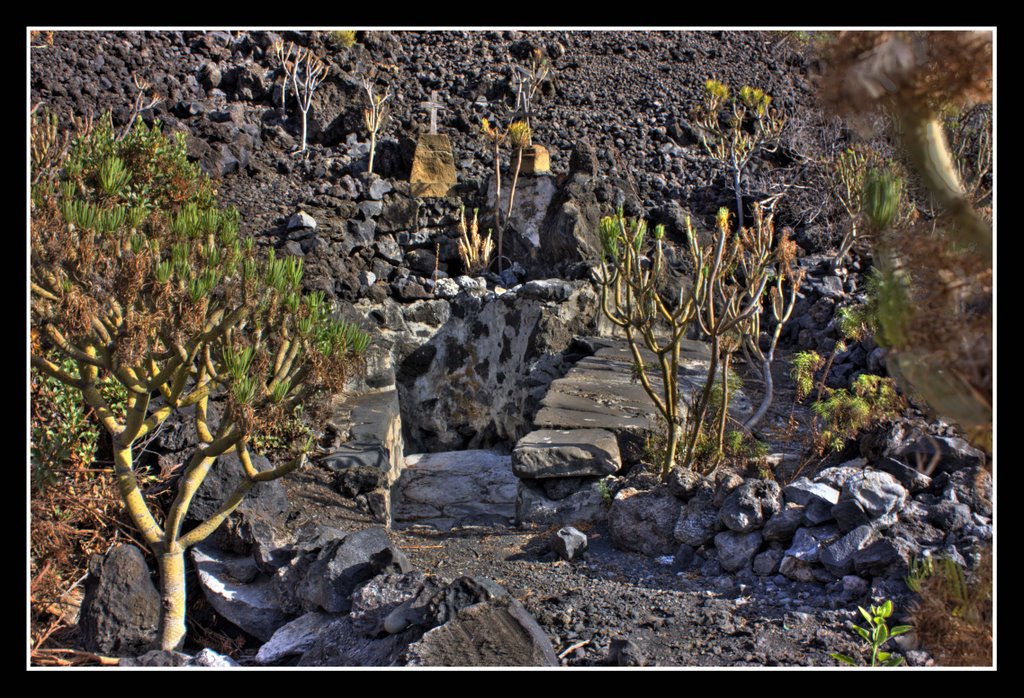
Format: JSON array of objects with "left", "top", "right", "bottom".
[{"left": 910, "top": 548, "right": 992, "bottom": 666}]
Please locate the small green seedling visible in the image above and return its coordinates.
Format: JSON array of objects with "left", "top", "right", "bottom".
[{"left": 831, "top": 600, "right": 912, "bottom": 667}]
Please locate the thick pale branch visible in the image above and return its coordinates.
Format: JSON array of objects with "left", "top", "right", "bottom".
[
  {"left": 176, "top": 480, "right": 253, "bottom": 550},
  {"left": 113, "top": 445, "right": 164, "bottom": 547},
  {"left": 31, "top": 353, "right": 83, "bottom": 388},
  {"left": 119, "top": 390, "right": 152, "bottom": 447}
]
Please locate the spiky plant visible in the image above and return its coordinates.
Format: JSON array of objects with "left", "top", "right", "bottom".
[
  {"left": 909, "top": 551, "right": 992, "bottom": 666},
  {"left": 30, "top": 113, "right": 371, "bottom": 651},
  {"left": 456, "top": 205, "right": 494, "bottom": 275},
  {"left": 329, "top": 30, "right": 357, "bottom": 50}
]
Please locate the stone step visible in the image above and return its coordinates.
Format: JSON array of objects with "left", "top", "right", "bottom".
[
  {"left": 512, "top": 428, "right": 622, "bottom": 479},
  {"left": 391, "top": 450, "right": 518, "bottom": 530},
  {"left": 534, "top": 336, "right": 751, "bottom": 437}
]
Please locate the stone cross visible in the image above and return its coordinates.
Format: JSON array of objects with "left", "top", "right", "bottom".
[
  {"left": 511, "top": 66, "right": 533, "bottom": 113},
  {"left": 419, "top": 90, "right": 444, "bottom": 135}
]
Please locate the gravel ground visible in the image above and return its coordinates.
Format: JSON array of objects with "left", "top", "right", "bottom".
[{"left": 275, "top": 462, "right": 924, "bottom": 669}]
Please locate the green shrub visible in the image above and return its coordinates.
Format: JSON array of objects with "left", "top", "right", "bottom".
[
  {"left": 30, "top": 111, "right": 371, "bottom": 652},
  {"left": 831, "top": 600, "right": 912, "bottom": 667}
]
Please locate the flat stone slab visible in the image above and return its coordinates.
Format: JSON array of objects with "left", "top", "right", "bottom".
[
  {"left": 533, "top": 337, "right": 750, "bottom": 438},
  {"left": 512, "top": 428, "right": 621, "bottom": 479},
  {"left": 393, "top": 450, "right": 518, "bottom": 529},
  {"left": 410, "top": 133, "right": 457, "bottom": 198},
  {"left": 192, "top": 544, "right": 291, "bottom": 642}
]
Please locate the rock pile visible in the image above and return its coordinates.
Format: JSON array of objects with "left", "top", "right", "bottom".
[{"left": 608, "top": 454, "right": 991, "bottom": 591}]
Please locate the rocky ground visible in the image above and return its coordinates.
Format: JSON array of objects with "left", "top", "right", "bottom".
[
  {"left": 281, "top": 467, "right": 919, "bottom": 668},
  {"left": 29, "top": 29, "right": 992, "bottom": 668}
]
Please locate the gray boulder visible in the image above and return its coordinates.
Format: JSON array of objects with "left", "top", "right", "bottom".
[
  {"left": 674, "top": 491, "right": 722, "bottom": 547},
  {"left": 900, "top": 435, "right": 986, "bottom": 474},
  {"left": 753, "top": 546, "right": 785, "bottom": 576},
  {"left": 298, "top": 616, "right": 406, "bottom": 667},
  {"left": 552, "top": 527, "right": 589, "bottom": 562},
  {"left": 783, "top": 477, "right": 840, "bottom": 508},
  {"left": 779, "top": 525, "right": 840, "bottom": 583},
  {"left": 714, "top": 530, "right": 764, "bottom": 572},
  {"left": 833, "top": 469, "right": 907, "bottom": 532},
  {"left": 609, "top": 487, "right": 682, "bottom": 556},
  {"left": 852, "top": 537, "right": 915, "bottom": 578},
  {"left": 515, "top": 477, "right": 609, "bottom": 527},
  {"left": 256, "top": 612, "right": 338, "bottom": 665},
  {"left": 876, "top": 457, "right": 932, "bottom": 493},
  {"left": 820, "top": 525, "right": 878, "bottom": 577},
  {"left": 297, "top": 527, "right": 412, "bottom": 614},
  {"left": 188, "top": 452, "right": 289, "bottom": 526},
  {"left": 762, "top": 504, "right": 806, "bottom": 542},
  {"left": 404, "top": 597, "right": 559, "bottom": 667},
  {"left": 192, "top": 648, "right": 241, "bottom": 667},
  {"left": 926, "top": 500, "right": 973, "bottom": 532},
  {"left": 78, "top": 545, "right": 161, "bottom": 656},
  {"left": 666, "top": 467, "right": 704, "bottom": 500},
  {"left": 719, "top": 479, "right": 782, "bottom": 533},
  {"left": 608, "top": 636, "right": 647, "bottom": 667},
  {"left": 383, "top": 576, "right": 508, "bottom": 636},
  {"left": 192, "top": 543, "right": 292, "bottom": 642},
  {"left": 287, "top": 210, "right": 317, "bottom": 230},
  {"left": 815, "top": 459, "right": 866, "bottom": 489},
  {"left": 350, "top": 571, "right": 428, "bottom": 637},
  {"left": 713, "top": 471, "right": 745, "bottom": 507},
  {"left": 941, "top": 466, "right": 992, "bottom": 517}
]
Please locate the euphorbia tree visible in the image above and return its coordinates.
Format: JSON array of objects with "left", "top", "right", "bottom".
[{"left": 29, "top": 112, "right": 371, "bottom": 651}]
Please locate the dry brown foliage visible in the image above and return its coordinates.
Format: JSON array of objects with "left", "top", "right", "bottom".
[{"left": 910, "top": 549, "right": 992, "bottom": 666}]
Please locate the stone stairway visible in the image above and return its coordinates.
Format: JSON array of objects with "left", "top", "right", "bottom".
[
  {"left": 322, "top": 335, "right": 750, "bottom": 532},
  {"left": 514, "top": 336, "right": 752, "bottom": 527}
]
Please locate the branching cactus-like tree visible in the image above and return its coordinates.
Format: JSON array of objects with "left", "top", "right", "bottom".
[
  {"left": 30, "top": 113, "right": 371, "bottom": 651},
  {"left": 736, "top": 205, "right": 805, "bottom": 431},
  {"left": 361, "top": 76, "right": 392, "bottom": 175},
  {"left": 289, "top": 46, "right": 328, "bottom": 154},
  {"left": 694, "top": 80, "right": 784, "bottom": 233},
  {"left": 480, "top": 117, "right": 508, "bottom": 267},
  {"left": 683, "top": 208, "right": 773, "bottom": 471},
  {"left": 272, "top": 40, "right": 295, "bottom": 113},
  {"left": 596, "top": 210, "right": 697, "bottom": 480}
]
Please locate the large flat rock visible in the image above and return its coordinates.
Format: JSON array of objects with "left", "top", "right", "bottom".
[
  {"left": 392, "top": 450, "right": 518, "bottom": 529},
  {"left": 533, "top": 337, "right": 748, "bottom": 439},
  {"left": 512, "top": 428, "right": 621, "bottom": 479}
]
